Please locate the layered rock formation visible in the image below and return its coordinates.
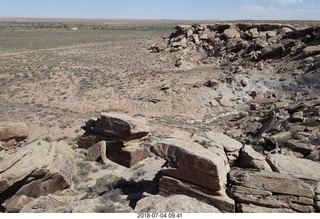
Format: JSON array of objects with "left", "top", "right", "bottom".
[
  {"left": 77, "top": 112, "right": 150, "bottom": 167},
  {"left": 229, "top": 168, "right": 316, "bottom": 212},
  {"left": 150, "top": 23, "right": 320, "bottom": 71},
  {"left": 151, "top": 131, "right": 238, "bottom": 212},
  {"left": 0, "top": 140, "right": 75, "bottom": 212}
]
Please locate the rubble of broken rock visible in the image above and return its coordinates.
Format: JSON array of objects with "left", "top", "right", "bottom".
[{"left": 1, "top": 22, "right": 320, "bottom": 213}]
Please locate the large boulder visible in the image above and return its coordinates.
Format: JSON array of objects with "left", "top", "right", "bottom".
[
  {"left": 0, "top": 122, "right": 28, "bottom": 142},
  {"left": 300, "top": 45, "right": 320, "bottom": 59},
  {"left": 0, "top": 140, "right": 75, "bottom": 211},
  {"left": 260, "top": 43, "right": 284, "bottom": 59},
  {"left": 135, "top": 195, "right": 221, "bottom": 213},
  {"left": 267, "top": 153, "right": 320, "bottom": 181},
  {"left": 223, "top": 28, "right": 240, "bottom": 39},
  {"left": 78, "top": 113, "right": 151, "bottom": 167},
  {"left": 152, "top": 138, "right": 228, "bottom": 191},
  {"left": 151, "top": 132, "right": 235, "bottom": 212},
  {"left": 229, "top": 168, "right": 315, "bottom": 212},
  {"left": 204, "top": 131, "right": 242, "bottom": 164},
  {"left": 238, "top": 145, "right": 272, "bottom": 171},
  {"left": 92, "top": 113, "right": 150, "bottom": 141}
]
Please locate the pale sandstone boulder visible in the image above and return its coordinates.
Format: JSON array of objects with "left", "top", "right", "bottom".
[
  {"left": 205, "top": 131, "right": 242, "bottom": 164},
  {"left": 301, "top": 45, "right": 320, "bottom": 58},
  {"left": 135, "top": 195, "right": 221, "bottom": 213},
  {"left": 204, "top": 131, "right": 242, "bottom": 153},
  {"left": 239, "top": 145, "right": 272, "bottom": 171},
  {"left": 0, "top": 140, "right": 75, "bottom": 211},
  {"left": 223, "top": 28, "right": 240, "bottom": 39},
  {"left": 267, "top": 153, "right": 320, "bottom": 180}
]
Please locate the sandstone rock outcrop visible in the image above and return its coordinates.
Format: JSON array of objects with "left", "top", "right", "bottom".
[
  {"left": 267, "top": 153, "right": 320, "bottom": 181},
  {"left": 151, "top": 131, "right": 237, "bottom": 212},
  {"left": 135, "top": 195, "right": 221, "bottom": 213},
  {"left": 238, "top": 145, "right": 272, "bottom": 171},
  {"left": 149, "top": 23, "right": 320, "bottom": 75},
  {"left": 0, "top": 140, "right": 75, "bottom": 212},
  {"left": 78, "top": 113, "right": 150, "bottom": 167},
  {"left": 229, "top": 168, "right": 316, "bottom": 212}
]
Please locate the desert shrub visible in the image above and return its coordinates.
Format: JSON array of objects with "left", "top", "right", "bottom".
[
  {"left": 131, "top": 163, "right": 145, "bottom": 171},
  {"left": 94, "top": 175, "right": 124, "bottom": 193},
  {"left": 130, "top": 169, "right": 147, "bottom": 181},
  {"left": 302, "top": 119, "right": 320, "bottom": 127},
  {"left": 70, "top": 143, "right": 78, "bottom": 150},
  {"left": 76, "top": 161, "right": 93, "bottom": 178},
  {"left": 253, "top": 144, "right": 265, "bottom": 154},
  {"left": 290, "top": 130, "right": 302, "bottom": 140},
  {"left": 100, "top": 188, "right": 123, "bottom": 203},
  {"left": 80, "top": 192, "right": 98, "bottom": 200},
  {"left": 100, "top": 163, "right": 115, "bottom": 170},
  {"left": 94, "top": 203, "right": 117, "bottom": 213},
  {"left": 85, "top": 152, "right": 96, "bottom": 161}
]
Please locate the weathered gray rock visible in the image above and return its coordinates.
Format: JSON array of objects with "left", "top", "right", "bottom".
[
  {"left": 239, "top": 145, "right": 272, "bottom": 171},
  {"left": 223, "top": 28, "right": 239, "bottom": 39},
  {"left": 290, "top": 111, "right": 304, "bottom": 122},
  {"left": 0, "top": 122, "right": 28, "bottom": 142},
  {"left": 266, "top": 31, "right": 277, "bottom": 38},
  {"left": 300, "top": 45, "right": 320, "bottom": 59},
  {"left": 0, "top": 140, "right": 75, "bottom": 211},
  {"left": 230, "top": 168, "right": 315, "bottom": 212},
  {"left": 192, "top": 34, "right": 200, "bottom": 44},
  {"left": 247, "top": 28, "right": 259, "bottom": 38},
  {"left": 149, "top": 35, "right": 167, "bottom": 52},
  {"left": 219, "top": 96, "right": 233, "bottom": 107},
  {"left": 205, "top": 131, "right": 242, "bottom": 164},
  {"left": 267, "top": 153, "right": 320, "bottom": 181},
  {"left": 172, "top": 37, "right": 187, "bottom": 48},
  {"left": 307, "top": 150, "right": 320, "bottom": 161},
  {"left": 260, "top": 43, "right": 284, "bottom": 59},
  {"left": 135, "top": 195, "right": 221, "bottom": 213},
  {"left": 175, "top": 59, "right": 195, "bottom": 71},
  {"left": 285, "top": 139, "right": 317, "bottom": 156},
  {"left": 268, "top": 131, "right": 292, "bottom": 145}
]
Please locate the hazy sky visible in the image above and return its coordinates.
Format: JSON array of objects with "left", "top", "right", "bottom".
[{"left": 0, "top": 0, "right": 319, "bottom": 20}]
